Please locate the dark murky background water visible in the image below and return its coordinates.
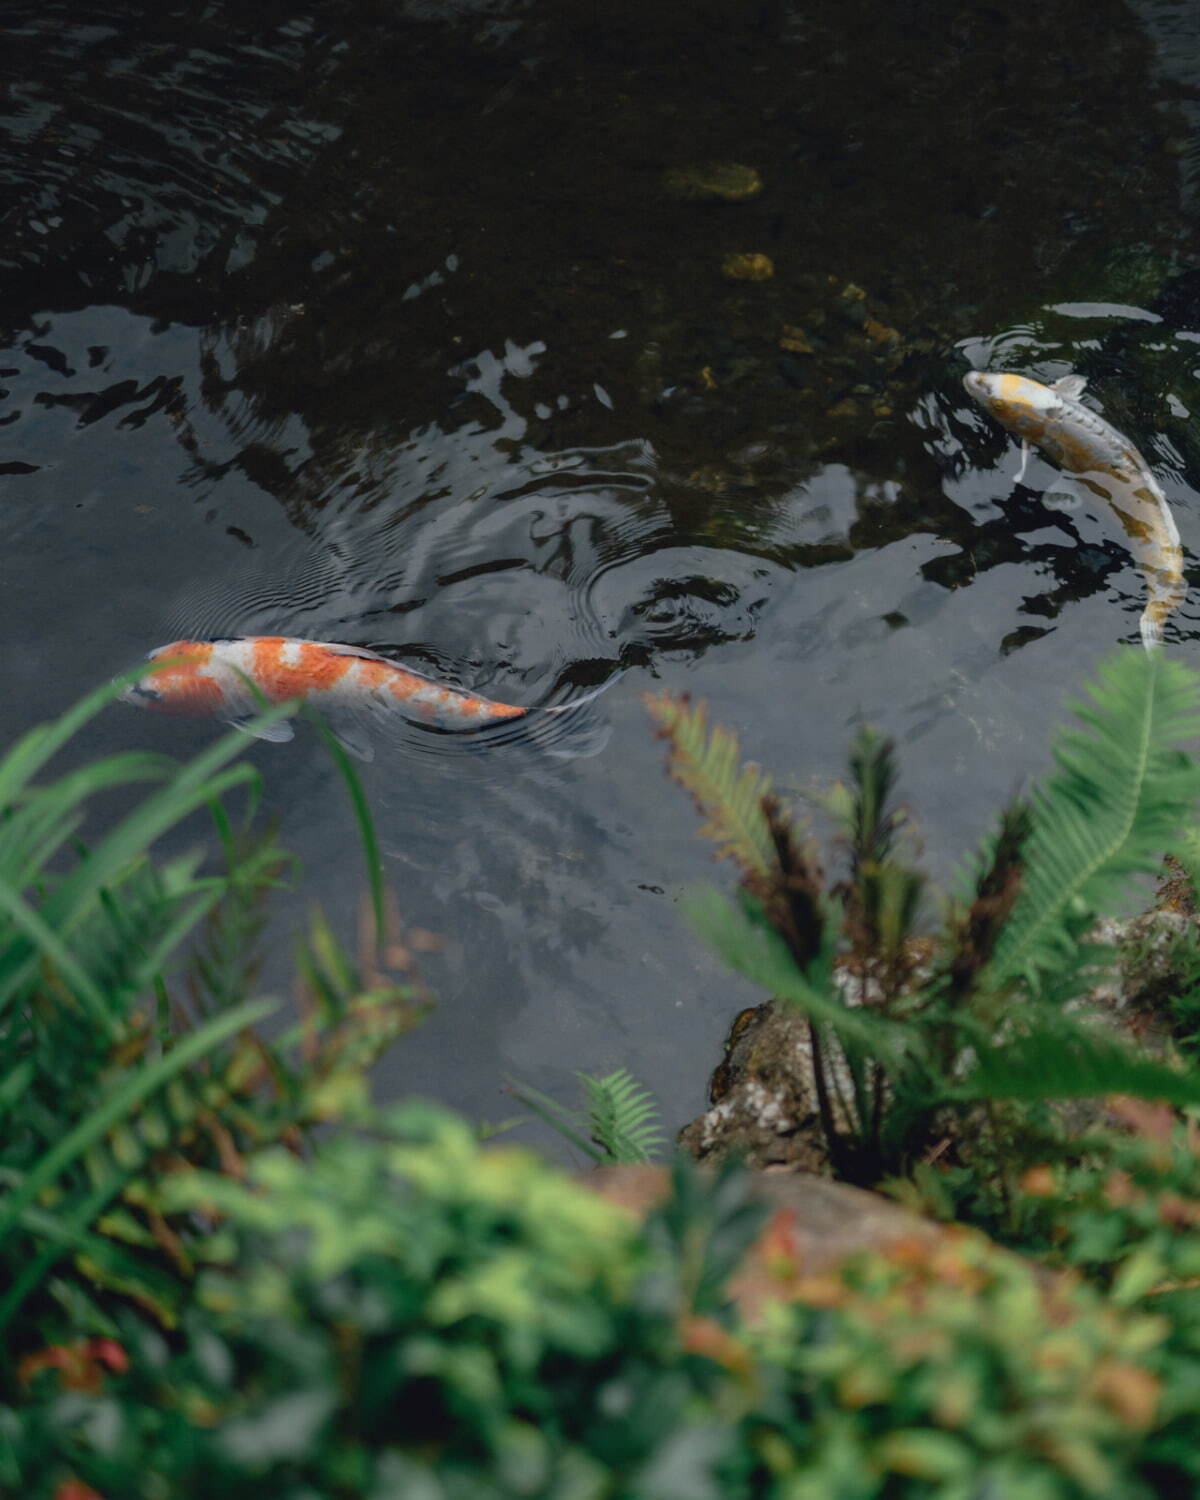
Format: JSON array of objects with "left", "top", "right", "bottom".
[{"left": 4, "top": 0, "right": 1200, "bottom": 1141}]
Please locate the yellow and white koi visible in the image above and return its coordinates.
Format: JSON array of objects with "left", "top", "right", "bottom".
[
  {"left": 120, "top": 636, "right": 617, "bottom": 758},
  {"left": 963, "top": 370, "right": 1185, "bottom": 651}
]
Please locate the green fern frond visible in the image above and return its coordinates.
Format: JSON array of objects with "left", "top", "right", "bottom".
[
  {"left": 951, "top": 1010, "right": 1200, "bottom": 1108},
  {"left": 985, "top": 650, "right": 1200, "bottom": 994},
  {"left": 508, "top": 1069, "right": 665, "bottom": 1164},
  {"left": 644, "top": 692, "right": 776, "bottom": 880},
  {"left": 579, "top": 1068, "right": 666, "bottom": 1164},
  {"left": 846, "top": 727, "right": 906, "bottom": 873},
  {"left": 943, "top": 800, "right": 1032, "bottom": 1006},
  {"left": 682, "top": 886, "right": 910, "bottom": 1068}
]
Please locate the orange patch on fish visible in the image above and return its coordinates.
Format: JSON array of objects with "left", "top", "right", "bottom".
[
  {"left": 353, "top": 657, "right": 397, "bottom": 692},
  {"left": 472, "top": 697, "right": 526, "bottom": 722},
  {"left": 148, "top": 645, "right": 225, "bottom": 713},
  {"left": 251, "top": 638, "right": 350, "bottom": 700},
  {"left": 386, "top": 668, "right": 443, "bottom": 703}
]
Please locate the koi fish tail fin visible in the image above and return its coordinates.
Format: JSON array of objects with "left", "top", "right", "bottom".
[
  {"left": 1140, "top": 602, "right": 1168, "bottom": 653},
  {"left": 542, "top": 667, "right": 630, "bottom": 716},
  {"left": 1140, "top": 573, "right": 1186, "bottom": 653}
]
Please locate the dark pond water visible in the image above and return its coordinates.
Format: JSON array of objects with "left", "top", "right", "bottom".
[{"left": 4, "top": 0, "right": 1200, "bottom": 1142}]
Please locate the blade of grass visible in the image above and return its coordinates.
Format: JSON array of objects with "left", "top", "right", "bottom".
[
  {"left": 0, "top": 662, "right": 186, "bottom": 809},
  {"left": 506, "top": 1078, "right": 604, "bottom": 1162},
  {"left": 307, "top": 710, "right": 385, "bottom": 942}
]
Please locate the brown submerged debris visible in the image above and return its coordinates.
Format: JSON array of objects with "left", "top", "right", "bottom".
[
  {"left": 721, "top": 251, "right": 774, "bottom": 282},
  {"left": 662, "top": 162, "right": 764, "bottom": 201},
  {"left": 777, "top": 324, "right": 813, "bottom": 354}
]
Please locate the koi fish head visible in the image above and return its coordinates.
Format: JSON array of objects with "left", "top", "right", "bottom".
[
  {"left": 119, "top": 640, "right": 228, "bottom": 715},
  {"left": 963, "top": 370, "right": 1064, "bottom": 438}
]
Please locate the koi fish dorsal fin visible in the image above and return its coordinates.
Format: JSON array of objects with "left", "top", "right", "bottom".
[
  {"left": 313, "top": 641, "right": 437, "bottom": 680},
  {"left": 311, "top": 641, "right": 394, "bottom": 662},
  {"left": 1053, "top": 374, "right": 1088, "bottom": 400}
]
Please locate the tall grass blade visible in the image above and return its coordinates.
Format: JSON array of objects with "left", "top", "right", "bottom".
[{"left": 307, "top": 711, "right": 385, "bottom": 941}]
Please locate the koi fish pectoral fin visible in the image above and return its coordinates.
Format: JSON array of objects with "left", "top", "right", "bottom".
[
  {"left": 224, "top": 716, "right": 295, "bottom": 743},
  {"left": 308, "top": 703, "right": 381, "bottom": 761},
  {"left": 328, "top": 722, "right": 377, "bottom": 762},
  {"left": 1053, "top": 374, "right": 1088, "bottom": 400},
  {"left": 1013, "top": 440, "right": 1031, "bottom": 486}
]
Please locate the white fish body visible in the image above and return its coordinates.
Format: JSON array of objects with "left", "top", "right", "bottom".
[
  {"left": 120, "top": 636, "right": 621, "bottom": 759},
  {"left": 963, "top": 370, "right": 1185, "bottom": 651}
]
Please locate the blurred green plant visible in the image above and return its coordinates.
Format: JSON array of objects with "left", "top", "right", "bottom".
[
  {"left": 647, "top": 648, "right": 1200, "bottom": 1184},
  {"left": 0, "top": 672, "right": 421, "bottom": 1360},
  {"left": 4, "top": 1102, "right": 1192, "bottom": 1500},
  {"left": 737, "top": 1226, "right": 1169, "bottom": 1500}
]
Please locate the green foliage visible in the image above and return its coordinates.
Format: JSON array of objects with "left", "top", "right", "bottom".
[
  {"left": 511, "top": 1067, "right": 667, "bottom": 1164},
  {"left": 9, "top": 669, "right": 1200, "bottom": 1497},
  {"left": 985, "top": 651, "right": 1200, "bottom": 994},
  {"left": 7, "top": 1102, "right": 1194, "bottom": 1500},
  {"left": 644, "top": 692, "right": 776, "bottom": 880},
  {"left": 580, "top": 1070, "right": 667, "bottom": 1163},
  {"left": 650, "top": 649, "right": 1200, "bottom": 1182},
  {"left": 0, "top": 675, "right": 416, "bottom": 1353},
  {"left": 1, "top": 1109, "right": 756, "bottom": 1500},
  {"left": 951, "top": 1113, "right": 1200, "bottom": 1490},
  {"left": 740, "top": 1233, "right": 1168, "bottom": 1500}
]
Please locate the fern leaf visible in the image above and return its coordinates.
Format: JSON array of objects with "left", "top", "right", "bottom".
[
  {"left": 645, "top": 692, "right": 776, "bottom": 879},
  {"left": 943, "top": 800, "right": 1032, "bottom": 1005},
  {"left": 951, "top": 1013, "right": 1200, "bottom": 1108},
  {"left": 986, "top": 650, "right": 1200, "bottom": 994},
  {"left": 505, "top": 1078, "right": 604, "bottom": 1162},
  {"left": 580, "top": 1068, "right": 666, "bottom": 1163},
  {"left": 683, "top": 885, "right": 911, "bottom": 1068}
]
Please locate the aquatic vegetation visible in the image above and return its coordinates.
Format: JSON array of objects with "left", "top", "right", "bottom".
[{"left": 650, "top": 647, "right": 1200, "bottom": 1184}]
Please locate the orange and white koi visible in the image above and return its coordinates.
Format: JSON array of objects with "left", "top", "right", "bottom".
[
  {"left": 963, "top": 369, "right": 1185, "bottom": 651},
  {"left": 120, "top": 636, "right": 617, "bottom": 756}
]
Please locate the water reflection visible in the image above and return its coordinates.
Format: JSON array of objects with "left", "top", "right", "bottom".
[{"left": 2, "top": 0, "right": 1200, "bottom": 1139}]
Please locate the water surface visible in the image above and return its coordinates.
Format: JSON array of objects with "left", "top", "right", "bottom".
[{"left": 3, "top": 0, "right": 1200, "bottom": 1140}]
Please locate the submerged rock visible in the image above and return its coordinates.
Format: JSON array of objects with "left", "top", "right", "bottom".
[
  {"left": 680, "top": 895, "right": 1197, "bottom": 1174},
  {"left": 721, "top": 251, "right": 774, "bottom": 281},
  {"left": 662, "top": 162, "right": 764, "bottom": 202}
]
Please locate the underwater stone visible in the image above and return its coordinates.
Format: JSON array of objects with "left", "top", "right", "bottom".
[
  {"left": 721, "top": 252, "right": 774, "bottom": 281},
  {"left": 662, "top": 162, "right": 764, "bottom": 201}
]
